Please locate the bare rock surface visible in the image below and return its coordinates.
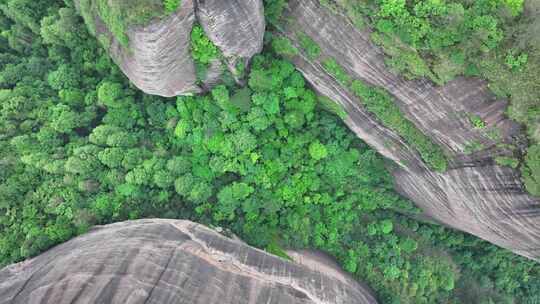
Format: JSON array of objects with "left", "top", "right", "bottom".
[
  {"left": 110, "top": 0, "right": 199, "bottom": 97},
  {"left": 79, "top": 0, "right": 265, "bottom": 97},
  {"left": 280, "top": 0, "right": 540, "bottom": 260},
  {"left": 197, "top": 0, "right": 265, "bottom": 60},
  {"left": 0, "top": 219, "right": 378, "bottom": 304}
]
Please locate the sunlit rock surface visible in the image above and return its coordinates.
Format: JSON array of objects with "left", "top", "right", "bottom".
[
  {"left": 0, "top": 219, "right": 378, "bottom": 304},
  {"left": 78, "top": 0, "right": 265, "bottom": 97},
  {"left": 280, "top": 0, "right": 540, "bottom": 261}
]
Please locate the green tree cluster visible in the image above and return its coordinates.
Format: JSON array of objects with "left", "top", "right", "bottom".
[{"left": 0, "top": 1, "right": 538, "bottom": 304}]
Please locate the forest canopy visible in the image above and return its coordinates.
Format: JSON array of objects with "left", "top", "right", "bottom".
[{"left": 0, "top": 0, "right": 539, "bottom": 304}]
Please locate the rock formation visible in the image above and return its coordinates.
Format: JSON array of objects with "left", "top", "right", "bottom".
[
  {"left": 279, "top": 0, "right": 540, "bottom": 261},
  {"left": 78, "top": 0, "right": 265, "bottom": 97},
  {"left": 0, "top": 219, "right": 378, "bottom": 304},
  {"left": 76, "top": 0, "right": 540, "bottom": 261},
  {"left": 197, "top": 0, "right": 265, "bottom": 74}
]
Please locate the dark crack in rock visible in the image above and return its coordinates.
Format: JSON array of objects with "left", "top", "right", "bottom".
[
  {"left": 0, "top": 219, "right": 378, "bottom": 304},
  {"left": 280, "top": 0, "right": 540, "bottom": 261}
]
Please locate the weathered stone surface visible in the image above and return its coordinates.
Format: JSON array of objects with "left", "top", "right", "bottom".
[
  {"left": 197, "top": 0, "right": 266, "bottom": 82},
  {"left": 109, "top": 0, "right": 200, "bottom": 97},
  {"left": 80, "top": 0, "right": 265, "bottom": 97},
  {"left": 0, "top": 219, "right": 378, "bottom": 304},
  {"left": 280, "top": 0, "right": 540, "bottom": 261},
  {"left": 197, "top": 0, "right": 265, "bottom": 59}
]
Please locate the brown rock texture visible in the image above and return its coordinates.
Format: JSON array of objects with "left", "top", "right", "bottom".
[
  {"left": 0, "top": 219, "right": 378, "bottom": 304},
  {"left": 279, "top": 0, "right": 540, "bottom": 261},
  {"left": 78, "top": 0, "right": 265, "bottom": 97}
]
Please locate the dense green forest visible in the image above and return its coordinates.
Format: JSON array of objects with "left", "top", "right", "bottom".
[{"left": 0, "top": 0, "right": 538, "bottom": 303}]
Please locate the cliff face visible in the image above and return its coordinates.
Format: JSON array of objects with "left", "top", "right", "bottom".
[
  {"left": 279, "top": 0, "right": 540, "bottom": 261},
  {"left": 0, "top": 219, "right": 378, "bottom": 304},
  {"left": 77, "top": 0, "right": 540, "bottom": 261},
  {"left": 197, "top": 0, "right": 265, "bottom": 66},
  {"left": 80, "top": 0, "right": 265, "bottom": 97}
]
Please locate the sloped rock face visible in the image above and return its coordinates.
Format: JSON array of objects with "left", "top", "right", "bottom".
[
  {"left": 79, "top": 0, "right": 265, "bottom": 97},
  {"left": 109, "top": 1, "right": 200, "bottom": 97},
  {"left": 197, "top": 0, "right": 265, "bottom": 65},
  {"left": 0, "top": 219, "right": 378, "bottom": 304},
  {"left": 280, "top": 0, "right": 540, "bottom": 261}
]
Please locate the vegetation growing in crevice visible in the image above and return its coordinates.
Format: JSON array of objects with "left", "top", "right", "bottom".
[
  {"left": 190, "top": 24, "right": 220, "bottom": 66},
  {"left": 318, "top": 95, "right": 347, "bottom": 119},
  {"left": 297, "top": 32, "right": 321, "bottom": 60},
  {"left": 190, "top": 24, "right": 222, "bottom": 83},
  {"left": 469, "top": 114, "right": 487, "bottom": 129},
  {"left": 319, "top": 57, "right": 448, "bottom": 172},
  {"left": 163, "top": 0, "right": 181, "bottom": 13},
  {"left": 316, "top": 0, "right": 540, "bottom": 196},
  {"left": 495, "top": 156, "right": 519, "bottom": 168}
]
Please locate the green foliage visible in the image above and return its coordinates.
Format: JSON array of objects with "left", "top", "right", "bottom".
[
  {"left": 505, "top": 51, "right": 528, "bottom": 71},
  {"left": 495, "top": 156, "right": 519, "bottom": 169},
  {"left": 272, "top": 36, "right": 299, "bottom": 57},
  {"left": 504, "top": 0, "right": 524, "bottom": 16},
  {"left": 78, "top": 0, "right": 167, "bottom": 48},
  {"left": 190, "top": 24, "right": 220, "bottom": 65},
  {"left": 522, "top": 144, "right": 540, "bottom": 196},
  {"left": 0, "top": 2, "right": 538, "bottom": 304},
  {"left": 469, "top": 114, "right": 487, "bottom": 129},
  {"left": 349, "top": 80, "right": 448, "bottom": 172},
  {"left": 297, "top": 32, "right": 321, "bottom": 60},
  {"left": 308, "top": 141, "right": 328, "bottom": 160},
  {"left": 342, "top": 0, "right": 521, "bottom": 84},
  {"left": 263, "top": 0, "right": 288, "bottom": 25},
  {"left": 163, "top": 0, "right": 181, "bottom": 13}
]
